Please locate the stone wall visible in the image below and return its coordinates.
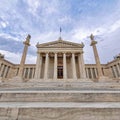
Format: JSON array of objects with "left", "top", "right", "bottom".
[{"left": 0, "top": 108, "right": 120, "bottom": 120}]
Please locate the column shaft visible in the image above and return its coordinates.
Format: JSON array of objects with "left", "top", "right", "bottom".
[
  {"left": 63, "top": 53, "right": 67, "bottom": 79},
  {"left": 90, "top": 68, "right": 94, "bottom": 79},
  {"left": 23, "top": 68, "right": 26, "bottom": 78},
  {"left": 116, "top": 64, "right": 120, "bottom": 77},
  {"left": 3, "top": 66, "right": 8, "bottom": 78},
  {"left": 95, "top": 68, "right": 98, "bottom": 78},
  {"left": 54, "top": 53, "right": 57, "bottom": 79},
  {"left": 18, "top": 35, "right": 30, "bottom": 78},
  {"left": 35, "top": 53, "right": 40, "bottom": 79},
  {"left": 0, "top": 64, "right": 4, "bottom": 77},
  {"left": 44, "top": 53, "right": 49, "bottom": 79},
  {"left": 78, "top": 53, "right": 86, "bottom": 78},
  {"left": 32, "top": 68, "right": 35, "bottom": 78},
  {"left": 18, "top": 44, "right": 29, "bottom": 77},
  {"left": 93, "top": 45, "right": 103, "bottom": 77},
  {"left": 27, "top": 68, "right": 30, "bottom": 79},
  {"left": 72, "top": 53, "right": 77, "bottom": 79},
  {"left": 86, "top": 68, "right": 89, "bottom": 78},
  {"left": 114, "top": 65, "right": 118, "bottom": 77}
]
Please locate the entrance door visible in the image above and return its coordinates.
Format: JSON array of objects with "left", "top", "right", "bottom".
[{"left": 57, "top": 66, "right": 63, "bottom": 79}]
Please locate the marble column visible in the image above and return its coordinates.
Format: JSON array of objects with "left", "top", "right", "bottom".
[
  {"left": 54, "top": 52, "right": 58, "bottom": 79},
  {"left": 113, "top": 66, "right": 117, "bottom": 78},
  {"left": 90, "top": 34, "right": 103, "bottom": 79},
  {"left": 1, "top": 65, "right": 5, "bottom": 77},
  {"left": 116, "top": 64, "right": 120, "bottom": 77},
  {"left": 23, "top": 68, "right": 26, "bottom": 78},
  {"left": 95, "top": 68, "right": 98, "bottom": 78},
  {"left": 18, "top": 34, "right": 31, "bottom": 78},
  {"left": 72, "top": 53, "right": 77, "bottom": 79},
  {"left": 63, "top": 53, "right": 67, "bottom": 79},
  {"left": 32, "top": 68, "right": 35, "bottom": 78},
  {"left": 35, "top": 53, "right": 42, "bottom": 79},
  {"left": 0, "top": 64, "right": 4, "bottom": 77},
  {"left": 78, "top": 52, "right": 86, "bottom": 78},
  {"left": 0, "top": 54, "right": 4, "bottom": 71},
  {"left": 86, "top": 68, "right": 89, "bottom": 78},
  {"left": 0, "top": 61, "right": 2, "bottom": 71},
  {"left": 3, "top": 66, "right": 8, "bottom": 78},
  {"left": 35, "top": 53, "right": 40, "bottom": 79},
  {"left": 27, "top": 68, "right": 30, "bottom": 79},
  {"left": 44, "top": 53, "right": 49, "bottom": 79},
  {"left": 90, "top": 68, "right": 94, "bottom": 79}
]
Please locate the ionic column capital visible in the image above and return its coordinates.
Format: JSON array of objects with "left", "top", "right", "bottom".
[{"left": 54, "top": 52, "right": 58, "bottom": 54}]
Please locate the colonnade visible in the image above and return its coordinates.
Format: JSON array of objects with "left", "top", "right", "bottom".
[
  {"left": 111, "top": 63, "right": 120, "bottom": 78},
  {"left": 0, "top": 63, "right": 10, "bottom": 78},
  {"left": 35, "top": 52, "right": 86, "bottom": 80},
  {"left": 23, "top": 67, "right": 35, "bottom": 79},
  {"left": 85, "top": 68, "right": 98, "bottom": 79}
]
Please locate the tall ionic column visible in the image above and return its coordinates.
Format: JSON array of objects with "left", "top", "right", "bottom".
[
  {"left": 54, "top": 52, "right": 57, "bottom": 79},
  {"left": 18, "top": 34, "right": 31, "bottom": 78},
  {"left": 78, "top": 52, "right": 86, "bottom": 79},
  {"left": 63, "top": 53, "right": 67, "bottom": 79},
  {"left": 44, "top": 53, "right": 49, "bottom": 80},
  {"left": 90, "top": 34, "right": 103, "bottom": 79},
  {"left": 35, "top": 53, "right": 42, "bottom": 79},
  {"left": 72, "top": 53, "right": 77, "bottom": 79}
]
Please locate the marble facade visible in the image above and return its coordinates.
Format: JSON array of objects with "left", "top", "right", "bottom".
[{"left": 0, "top": 35, "right": 120, "bottom": 82}]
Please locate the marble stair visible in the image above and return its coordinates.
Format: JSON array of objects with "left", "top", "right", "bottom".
[{"left": 0, "top": 81, "right": 120, "bottom": 120}]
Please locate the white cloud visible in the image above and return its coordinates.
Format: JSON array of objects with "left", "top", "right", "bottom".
[
  {"left": 108, "top": 19, "right": 120, "bottom": 33},
  {"left": 26, "top": 54, "right": 36, "bottom": 64},
  {"left": 0, "top": 33, "right": 21, "bottom": 41},
  {"left": 0, "top": 21, "right": 7, "bottom": 28},
  {"left": 0, "top": 49, "right": 36, "bottom": 64},
  {"left": 0, "top": 50, "right": 21, "bottom": 63},
  {"left": 27, "top": 0, "right": 41, "bottom": 15}
]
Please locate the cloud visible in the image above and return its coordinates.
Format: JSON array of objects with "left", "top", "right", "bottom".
[
  {"left": 0, "top": 0, "right": 120, "bottom": 64},
  {"left": 0, "top": 50, "right": 22, "bottom": 63}
]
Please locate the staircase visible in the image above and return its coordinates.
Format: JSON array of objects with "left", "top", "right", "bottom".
[{"left": 0, "top": 81, "right": 120, "bottom": 120}]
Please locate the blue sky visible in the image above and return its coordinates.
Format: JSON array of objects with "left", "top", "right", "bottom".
[{"left": 0, "top": 0, "right": 120, "bottom": 64}]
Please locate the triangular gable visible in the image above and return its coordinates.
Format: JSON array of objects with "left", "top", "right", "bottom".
[{"left": 37, "top": 39, "right": 84, "bottom": 48}]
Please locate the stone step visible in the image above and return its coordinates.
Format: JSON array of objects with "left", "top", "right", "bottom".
[
  {"left": 0, "top": 81, "right": 120, "bottom": 90},
  {"left": 0, "top": 106, "right": 120, "bottom": 120},
  {"left": 0, "top": 102, "right": 120, "bottom": 108},
  {"left": 0, "top": 90, "right": 120, "bottom": 102}
]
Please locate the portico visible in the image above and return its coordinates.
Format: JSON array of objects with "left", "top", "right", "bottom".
[{"left": 35, "top": 38, "right": 86, "bottom": 80}]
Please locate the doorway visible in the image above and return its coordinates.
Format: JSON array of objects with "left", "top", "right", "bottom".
[{"left": 57, "top": 66, "right": 63, "bottom": 79}]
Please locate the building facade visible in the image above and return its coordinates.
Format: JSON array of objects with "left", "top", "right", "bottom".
[{"left": 0, "top": 35, "right": 120, "bottom": 82}]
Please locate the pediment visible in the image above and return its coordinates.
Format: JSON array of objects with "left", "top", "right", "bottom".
[{"left": 37, "top": 39, "right": 84, "bottom": 48}]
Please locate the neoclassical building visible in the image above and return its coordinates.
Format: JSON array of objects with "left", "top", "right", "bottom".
[{"left": 0, "top": 34, "right": 120, "bottom": 82}]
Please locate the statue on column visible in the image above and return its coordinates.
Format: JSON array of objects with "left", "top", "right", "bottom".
[{"left": 90, "top": 34, "right": 94, "bottom": 40}]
